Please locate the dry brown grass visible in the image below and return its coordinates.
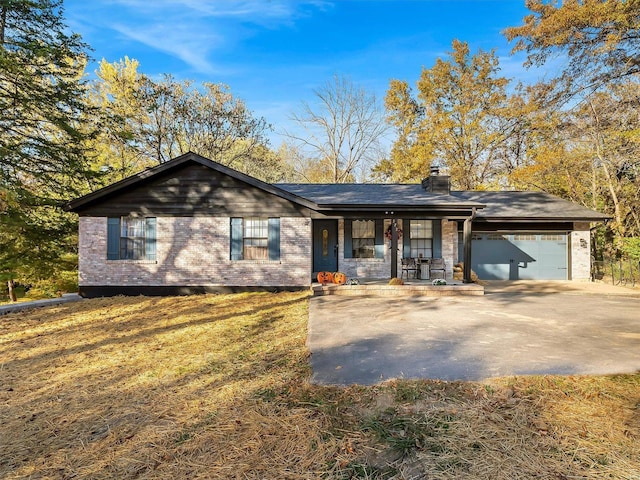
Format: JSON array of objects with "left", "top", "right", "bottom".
[{"left": 1, "top": 293, "right": 639, "bottom": 479}]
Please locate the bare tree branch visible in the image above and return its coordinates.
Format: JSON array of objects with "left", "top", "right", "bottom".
[{"left": 285, "top": 75, "right": 389, "bottom": 183}]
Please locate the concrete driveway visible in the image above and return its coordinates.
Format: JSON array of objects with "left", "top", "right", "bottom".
[{"left": 307, "top": 281, "right": 640, "bottom": 385}]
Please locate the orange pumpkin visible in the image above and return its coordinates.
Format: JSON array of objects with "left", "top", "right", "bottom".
[
  {"left": 333, "top": 272, "right": 347, "bottom": 285},
  {"left": 317, "top": 271, "right": 334, "bottom": 285}
]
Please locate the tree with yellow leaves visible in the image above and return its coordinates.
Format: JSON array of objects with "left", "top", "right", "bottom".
[
  {"left": 505, "top": 0, "right": 640, "bottom": 99},
  {"left": 377, "top": 40, "right": 513, "bottom": 190}
]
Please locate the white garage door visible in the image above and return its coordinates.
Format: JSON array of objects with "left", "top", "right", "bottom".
[{"left": 470, "top": 233, "right": 568, "bottom": 280}]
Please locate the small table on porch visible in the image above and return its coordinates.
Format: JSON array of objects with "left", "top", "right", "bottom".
[{"left": 416, "top": 258, "right": 430, "bottom": 280}]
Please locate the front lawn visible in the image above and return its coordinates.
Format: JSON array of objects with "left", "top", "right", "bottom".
[{"left": 1, "top": 292, "right": 638, "bottom": 479}]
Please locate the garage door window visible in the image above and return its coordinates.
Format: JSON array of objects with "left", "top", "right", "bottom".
[{"left": 487, "top": 234, "right": 506, "bottom": 240}]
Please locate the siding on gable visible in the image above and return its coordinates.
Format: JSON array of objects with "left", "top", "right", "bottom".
[
  {"left": 75, "top": 163, "right": 312, "bottom": 218},
  {"left": 78, "top": 216, "right": 312, "bottom": 288}
]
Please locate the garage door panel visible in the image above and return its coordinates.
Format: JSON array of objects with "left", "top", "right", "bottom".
[
  {"left": 475, "top": 263, "right": 511, "bottom": 280},
  {"left": 515, "top": 260, "right": 540, "bottom": 280},
  {"left": 471, "top": 232, "right": 567, "bottom": 280}
]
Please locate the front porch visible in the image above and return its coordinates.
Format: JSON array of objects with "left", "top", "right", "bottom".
[
  {"left": 313, "top": 217, "right": 468, "bottom": 281},
  {"left": 311, "top": 278, "right": 484, "bottom": 297}
]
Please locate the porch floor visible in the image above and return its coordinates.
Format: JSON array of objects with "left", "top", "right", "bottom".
[{"left": 311, "top": 278, "right": 484, "bottom": 297}]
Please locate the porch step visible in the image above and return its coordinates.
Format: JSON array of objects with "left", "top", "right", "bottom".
[{"left": 311, "top": 282, "right": 484, "bottom": 297}]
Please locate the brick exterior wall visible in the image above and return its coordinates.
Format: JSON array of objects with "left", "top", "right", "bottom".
[
  {"left": 441, "top": 220, "right": 456, "bottom": 279},
  {"left": 570, "top": 222, "right": 592, "bottom": 281},
  {"left": 79, "top": 216, "right": 311, "bottom": 288},
  {"left": 79, "top": 216, "right": 592, "bottom": 287}
]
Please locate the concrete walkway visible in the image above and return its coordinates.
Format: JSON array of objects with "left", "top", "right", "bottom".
[
  {"left": 307, "top": 281, "right": 640, "bottom": 385},
  {"left": 0, "top": 293, "right": 83, "bottom": 315}
]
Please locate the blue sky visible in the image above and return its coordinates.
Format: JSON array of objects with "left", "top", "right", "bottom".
[{"left": 64, "top": 0, "right": 547, "bottom": 147}]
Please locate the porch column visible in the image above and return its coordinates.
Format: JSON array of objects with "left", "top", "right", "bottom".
[
  {"left": 390, "top": 219, "right": 398, "bottom": 278},
  {"left": 463, "top": 208, "right": 476, "bottom": 283}
]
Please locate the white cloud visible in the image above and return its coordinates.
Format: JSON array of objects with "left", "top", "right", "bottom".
[
  {"left": 108, "top": 22, "right": 224, "bottom": 75},
  {"left": 88, "top": 0, "right": 332, "bottom": 75},
  {"left": 108, "top": 0, "right": 331, "bottom": 25}
]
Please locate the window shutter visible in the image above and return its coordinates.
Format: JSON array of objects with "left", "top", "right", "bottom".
[
  {"left": 375, "top": 219, "right": 384, "bottom": 258},
  {"left": 343, "top": 220, "right": 353, "bottom": 258},
  {"left": 433, "top": 220, "right": 442, "bottom": 258},
  {"left": 230, "top": 218, "right": 243, "bottom": 260},
  {"left": 145, "top": 217, "right": 157, "bottom": 261},
  {"left": 107, "top": 217, "right": 120, "bottom": 260},
  {"left": 268, "top": 218, "right": 280, "bottom": 261},
  {"left": 403, "top": 220, "right": 412, "bottom": 258}
]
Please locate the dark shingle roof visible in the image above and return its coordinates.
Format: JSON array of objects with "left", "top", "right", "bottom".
[
  {"left": 276, "top": 183, "right": 610, "bottom": 221},
  {"left": 275, "top": 183, "right": 482, "bottom": 209},
  {"left": 451, "top": 191, "right": 610, "bottom": 221},
  {"left": 67, "top": 151, "right": 609, "bottom": 223}
]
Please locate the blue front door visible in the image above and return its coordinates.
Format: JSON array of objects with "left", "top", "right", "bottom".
[{"left": 313, "top": 220, "right": 338, "bottom": 276}]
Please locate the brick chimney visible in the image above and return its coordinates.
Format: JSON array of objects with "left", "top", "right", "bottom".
[{"left": 421, "top": 164, "right": 451, "bottom": 194}]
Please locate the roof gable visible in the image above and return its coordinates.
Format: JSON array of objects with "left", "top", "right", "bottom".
[{"left": 67, "top": 152, "right": 316, "bottom": 213}]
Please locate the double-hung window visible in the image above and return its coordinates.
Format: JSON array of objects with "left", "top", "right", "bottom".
[
  {"left": 344, "top": 219, "right": 384, "bottom": 259},
  {"left": 230, "top": 217, "right": 280, "bottom": 261},
  {"left": 351, "top": 220, "right": 376, "bottom": 258},
  {"left": 409, "top": 220, "right": 433, "bottom": 258},
  {"left": 107, "top": 217, "right": 156, "bottom": 260},
  {"left": 120, "top": 217, "right": 146, "bottom": 259}
]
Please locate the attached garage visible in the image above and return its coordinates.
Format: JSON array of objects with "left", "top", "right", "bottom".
[
  {"left": 452, "top": 191, "right": 610, "bottom": 282},
  {"left": 470, "top": 232, "right": 568, "bottom": 280}
]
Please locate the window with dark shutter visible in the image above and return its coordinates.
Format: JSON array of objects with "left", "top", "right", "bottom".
[
  {"left": 230, "top": 217, "right": 280, "bottom": 261},
  {"left": 408, "top": 220, "right": 433, "bottom": 258},
  {"left": 120, "top": 217, "right": 146, "bottom": 260},
  {"left": 106, "top": 217, "right": 157, "bottom": 260},
  {"left": 346, "top": 219, "right": 384, "bottom": 259},
  {"left": 351, "top": 220, "right": 375, "bottom": 258}
]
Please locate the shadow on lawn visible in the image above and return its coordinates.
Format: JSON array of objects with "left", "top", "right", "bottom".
[
  {"left": 0, "top": 293, "right": 305, "bottom": 371},
  {"left": 0, "top": 291, "right": 312, "bottom": 479}
]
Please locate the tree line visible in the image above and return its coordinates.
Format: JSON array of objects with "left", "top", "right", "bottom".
[
  {"left": 377, "top": 0, "right": 639, "bottom": 257},
  {"left": 1, "top": 0, "right": 638, "bottom": 299}
]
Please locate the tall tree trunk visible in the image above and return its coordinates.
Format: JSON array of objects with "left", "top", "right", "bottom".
[
  {"left": 600, "top": 161, "right": 623, "bottom": 227},
  {"left": 7, "top": 280, "right": 17, "bottom": 302},
  {"left": 630, "top": 206, "right": 640, "bottom": 235},
  {"left": 588, "top": 100, "right": 625, "bottom": 251},
  {"left": 0, "top": 4, "right": 7, "bottom": 47}
]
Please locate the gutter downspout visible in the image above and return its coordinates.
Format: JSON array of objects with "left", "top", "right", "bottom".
[{"left": 463, "top": 207, "right": 477, "bottom": 284}]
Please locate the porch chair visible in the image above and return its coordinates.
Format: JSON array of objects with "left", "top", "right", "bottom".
[
  {"left": 429, "top": 258, "right": 446, "bottom": 280},
  {"left": 401, "top": 257, "right": 419, "bottom": 279}
]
